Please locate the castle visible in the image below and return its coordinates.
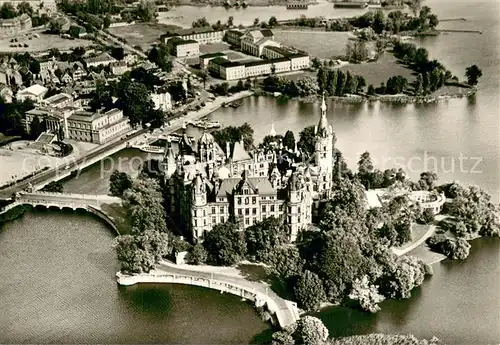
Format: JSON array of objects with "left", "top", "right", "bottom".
[{"left": 163, "top": 96, "right": 336, "bottom": 242}]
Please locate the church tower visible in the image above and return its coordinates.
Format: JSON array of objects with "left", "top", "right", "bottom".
[{"left": 162, "top": 139, "right": 177, "bottom": 180}]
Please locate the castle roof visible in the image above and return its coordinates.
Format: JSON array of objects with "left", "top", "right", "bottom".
[
  {"left": 198, "top": 130, "right": 215, "bottom": 145},
  {"left": 230, "top": 141, "right": 251, "bottom": 162}
]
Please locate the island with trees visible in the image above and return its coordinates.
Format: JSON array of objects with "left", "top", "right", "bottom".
[{"left": 111, "top": 119, "right": 498, "bottom": 345}]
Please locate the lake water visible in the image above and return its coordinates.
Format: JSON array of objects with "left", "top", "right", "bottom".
[{"left": 0, "top": 0, "right": 499, "bottom": 343}]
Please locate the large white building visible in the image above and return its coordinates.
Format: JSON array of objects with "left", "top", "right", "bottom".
[
  {"left": 162, "top": 27, "right": 225, "bottom": 45},
  {"left": 167, "top": 37, "right": 200, "bottom": 57},
  {"left": 24, "top": 107, "right": 131, "bottom": 144},
  {"left": 164, "top": 96, "right": 336, "bottom": 242},
  {"left": 16, "top": 84, "right": 48, "bottom": 102}
]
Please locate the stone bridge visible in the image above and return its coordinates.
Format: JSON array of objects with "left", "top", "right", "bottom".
[
  {"left": 117, "top": 261, "right": 301, "bottom": 329},
  {"left": 1, "top": 192, "right": 122, "bottom": 234}
]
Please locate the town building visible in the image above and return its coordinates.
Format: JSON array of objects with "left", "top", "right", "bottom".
[
  {"left": 23, "top": 107, "right": 131, "bottom": 144},
  {"left": 110, "top": 61, "right": 130, "bottom": 75},
  {"left": 41, "top": 93, "right": 73, "bottom": 109},
  {"left": 16, "top": 84, "right": 48, "bottom": 102},
  {"left": 84, "top": 53, "right": 117, "bottom": 68},
  {"left": 225, "top": 30, "right": 245, "bottom": 46},
  {"left": 208, "top": 57, "right": 245, "bottom": 81},
  {"left": 0, "top": 0, "right": 58, "bottom": 14},
  {"left": 167, "top": 37, "right": 200, "bottom": 57},
  {"left": 163, "top": 96, "right": 336, "bottom": 242},
  {"left": 162, "top": 27, "right": 225, "bottom": 45},
  {"left": 0, "top": 14, "right": 31, "bottom": 38},
  {"left": 240, "top": 29, "right": 277, "bottom": 57},
  {"left": 151, "top": 90, "right": 172, "bottom": 111},
  {"left": 66, "top": 108, "right": 130, "bottom": 144},
  {"left": 199, "top": 52, "right": 228, "bottom": 69},
  {"left": 0, "top": 83, "right": 13, "bottom": 103}
]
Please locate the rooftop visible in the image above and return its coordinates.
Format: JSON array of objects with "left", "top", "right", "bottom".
[
  {"left": 43, "top": 93, "right": 72, "bottom": 106},
  {"left": 199, "top": 52, "right": 227, "bottom": 59},
  {"left": 244, "top": 60, "right": 272, "bottom": 68},
  {"left": 264, "top": 45, "right": 297, "bottom": 58},
  {"left": 85, "top": 53, "right": 116, "bottom": 65},
  {"left": 18, "top": 84, "right": 48, "bottom": 97},
  {"left": 167, "top": 37, "right": 199, "bottom": 47},
  {"left": 209, "top": 57, "right": 243, "bottom": 68},
  {"left": 163, "top": 26, "right": 224, "bottom": 38}
]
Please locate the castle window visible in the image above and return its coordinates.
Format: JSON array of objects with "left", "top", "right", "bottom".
[
  {"left": 204, "top": 219, "right": 206, "bottom": 226},
  {"left": 244, "top": 188, "right": 249, "bottom": 195},
  {"left": 194, "top": 219, "right": 197, "bottom": 226},
  {"left": 220, "top": 206, "right": 224, "bottom": 213},
  {"left": 270, "top": 205, "right": 275, "bottom": 212},
  {"left": 252, "top": 197, "right": 256, "bottom": 204},
  {"left": 245, "top": 197, "right": 249, "bottom": 205},
  {"left": 212, "top": 207, "right": 216, "bottom": 214},
  {"left": 323, "top": 176, "right": 327, "bottom": 182},
  {"left": 245, "top": 218, "right": 249, "bottom": 225},
  {"left": 245, "top": 208, "right": 249, "bottom": 215},
  {"left": 221, "top": 216, "right": 225, "bottom": 223},
  {"left": 262, "top": 205, "right": 266, "bottom": 212},
  {"left": 279, "top": 204, "right": 283, "bottom": 211},
  {"left": 203, "top": 210, "right": 206, "bottom": 216},
  {"left": 238, "top": 209, "right": 242, "bottom": 215},
  {"left": 238, "top": 197, "right": 242, "bottom": 205},
  {"left": 252, "top": 208, "right": 256, "bottom": 215},
  {"left": 253, "top": 217, "right": 257, "bottom": 224},
  {"left": 212, "top": 217, "right": 216, "bottom": 224},
  {"left": 324, "top": 146, "right": 326, "bottom": 151}
]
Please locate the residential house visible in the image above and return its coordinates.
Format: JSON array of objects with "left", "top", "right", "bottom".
[
  {"left": 151, "top": 90, "right": 172, "bottom": 111},
  {"left": 110, "top": 61, "right": 130, "bottom": 76}
]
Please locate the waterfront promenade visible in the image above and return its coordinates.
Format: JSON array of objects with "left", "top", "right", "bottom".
[{"left": 116, "top": 260, "right": 300, "bottom": 329}]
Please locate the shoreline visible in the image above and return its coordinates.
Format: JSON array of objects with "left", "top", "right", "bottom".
[{"left": 257, "top": 88, "right": 476, "bottom": 105}]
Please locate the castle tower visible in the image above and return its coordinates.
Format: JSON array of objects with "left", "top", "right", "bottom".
[
  {"left": 314, "top": 94, "right": 335, "bottom": 197},
  {"left": 192, "top": 172, "right": 207, "bottom": 241},
  {"left": 198, "top": 130, "right": 217, "bottom": 164},
  {"left": 162, "top": 139, "right": 177, "bottom": 179}
]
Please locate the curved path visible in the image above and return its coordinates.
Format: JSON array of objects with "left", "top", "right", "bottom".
[{"left": 116, "top": 260, "right": 300, "bottom": 329}]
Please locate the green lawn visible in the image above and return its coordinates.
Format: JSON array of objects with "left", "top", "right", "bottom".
[
  {"left": 108, "top": 23, "right": 181, "bottom": 50},
  {"left": 273, "top": 30, "right": 352, "bottom": 59},
  {"left": 340, "top": 53, "right": 416, "bottom": 87}
]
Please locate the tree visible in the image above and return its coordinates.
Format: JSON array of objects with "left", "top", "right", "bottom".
[
  {"left": 266, "top": 246, "right": 304, "bottom": 280},
  {"left": 103, "top": 14, "right": 111, "bottom": 29},
  {"left": 49, "top": 19, "right": 63, "bottom": 34},
  {"left": 311, "top": 57, "right": 321, "bottom": 69},
  {"left": 244, "top": 217, "right": 288, "bottom": 262},
  {"left": 357, "top": 151, "right": 374, "bottom": 189},
  {"left": 294, "top": 316, "right": 329, "bottom": 345},
  {"left": 378, "top": 256, "right": 427, "bottom": 299},
  {"left": 116, "top": 79, "right": 159, "bottom": 127},
  {"left": 212, "top": 122, "right": 254, "bottom": 151},
  {"left": 465, "top": 65, "right": 482, "bottom": 86},
  {"left": 293, "top": 270, "right": 326, "bottom": 312},
  {"left": 367, "top": 84, "right": 375, "bottom": 95},
  {"left": 227, "top": 15, "right": 234, "bottom": 27},
  {"left": 203, "top": 221, "right": 246, "bottom": 266},
  {"left": 253, "top": 17, "right": 259, "bottom": 27},
  {"left": 135, "top": 0, "right": 156, "bottom": 22},
  {"left": 123, "top": 177, "right": 168, "bottom": 234},
  {"left": 109, "top": 170, "right": 133, "bottom": 197},
  {"left": 283, "top": 130, "right": 296, "bottom": 150},
  {"left": 29, "top": 115, "right": 45, "bottom": 138},
  {"left": 17, "top": 1, "right": 33, "bottom": 16},
  {"left": 188, "top": 243, "right": 208, "bottom": 264},
  {"left": 197, "top": 70, "right": 208, "bottom": 90},
  {"left": 110, "top": 46, "right": 125, "bottom": 61},
  {"left": 415, "top": 73, "right": 423, "bottom": 95},
  {"left": 349, "top": 275, "right": 385, "bottom": 313},
  {"left": 269, "top": 16, "right": 278, "bottom": 28},
  {"left": 68, "top": 25, "right": 81, "bottom": 38},
  {"left": 297, "top": 125, "right": 316, "bottom": 158},
  {"left": 42, "top": 181, "right": 63, "bottom": 193},
  {"left": 0, "top": 2, "right": 17, "bottom": 19}
]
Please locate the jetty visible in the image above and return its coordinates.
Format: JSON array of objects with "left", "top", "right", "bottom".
[
  {"left": 116, "top": 261, "right": 300, "bottom": 329},
  {"left": 437, "top": 29, "right": 482, "bottom": 34}
]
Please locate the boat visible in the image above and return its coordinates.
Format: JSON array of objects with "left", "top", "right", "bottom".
[
  {"left": 229, "top": 100, "right": 242, "bottom": 108},
  {"left": 188, "top": 120, "right": 222, "bottom": 129}
]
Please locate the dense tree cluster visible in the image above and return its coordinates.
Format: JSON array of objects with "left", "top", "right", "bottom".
[
  {"left": 109, "top": 170, "right": 133, "bottom": 197},
  {"left": 147, "top": 44, "right": 173, "bottom": 72},
  {"left": 41, "top": 181, "right": 64, "bottom": 193},
  {"left": 272, "top": 316, "right": 329, "bottom": 345},
  {"left": 203, "top": 221, "right": 246, "bottom": 266},
  {"left": 317, "top": 68, "right": 367, "bottom": 95},
  {"left": 262, "top": 75, "right": 320, "bottom": 97},
  {"left": 0, "top": 97, "right": 35, "bottom": 136},
  {"left": 329, "top": 332, "right": 442, "bottom": 345},
  {"left": 426, "top": 234, "right": 471, "bottom": 260},
  {"left": 345, "top": 40, "right": 369, "bottom": 63},
  {"left": 212, "top": 122, "right": 254, "bottom": 151},
  {"left": 114, "top": 176, "right": 172, "bottom": 273},
  {"left": 348, "top": 7, "right": 438, "bottom": 35}
]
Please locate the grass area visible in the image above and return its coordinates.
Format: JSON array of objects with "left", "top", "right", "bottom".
[
  {"left": 199, "top": 42, "right": 230, "bottom": 54},
  {"left": 395, "top": 222, "right": 433, "bottom": 252},
  {"left": 406, "top": 242, "right": 446, "bottom": 264},
  {"left": 273, "top": 30, "right": 352, "bottom": 59},
  {"left": 101, "top": 202, "right": 131, "bottom": 235},
  {"left": 0, "top": 32, "right": 93, "bottom": 53},
  {"left": 340, "top": 53, "right": 416, "bottom": 87},
  {"left": 107, "top": 23, "right": 182, "bottom": 50}
]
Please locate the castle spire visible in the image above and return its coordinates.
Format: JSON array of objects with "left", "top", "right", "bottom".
[
  {"left": 270, "top": 122, "right": 276, "bottom": 136},
  {"left": 317, "top": 93, "right": 329, "bottom": 137}
]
